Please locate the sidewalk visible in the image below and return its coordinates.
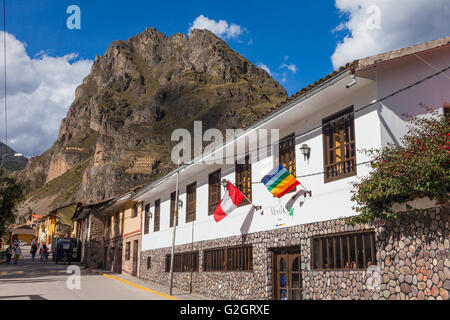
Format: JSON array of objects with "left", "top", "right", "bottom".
[{"left": 91, "top": 269, "right": 210, "bottom": 300}]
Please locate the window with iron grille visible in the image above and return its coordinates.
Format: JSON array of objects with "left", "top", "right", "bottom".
[
  {"left": 279, "top": 134, "right": 296, "bottom": 193},
  {"left": 203, "top": 245, "right": 253, "bottom": 272},
  {"left": 186, "top": 182, "right": 197, "bottom": 223},
  {"left": 322, "top": 106, "right": 356, "bottom": 183},
  {"left": 126, "top": 242, "right": 131, "bottom": 260},
  {"left": 165, "top": 251, "right": 199, "bottom": 272},
  {"left": 154, "top": 199, "right": 160, "bottom": 232},
  {"left": 147, "top": 256, "right": 151, "bottom": 269},
  {"left": 170, "top": 192, "right": 178, "bottom": 227},
  {"left": 312, "top": 231, "right": 376, "bottom": 270},
  {"left": 144, "top": 204, "right": 150, "bottom": 234},
  {"left": 208, "top": 170, "right": 221, "bottom": 215},
  {"left": 235, "top": 156, "right": 251, "bottom": 206}
]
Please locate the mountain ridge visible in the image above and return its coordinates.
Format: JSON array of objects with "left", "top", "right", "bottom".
[{"left": 0, "top": 141, "right": 28, "bottom": 172}]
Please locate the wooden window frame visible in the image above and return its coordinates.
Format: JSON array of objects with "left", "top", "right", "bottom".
[
  {"left": 203, "top": 245, "right": 253, "bottom": 272},
  {"left": 154, "top": 199, "right": 161, "bottom": 232},
  {"left": 444, "top": 102, "right": 450, "bottom": 118},
  {"left": 322, "top": 106, "right": 357, "bottom": 183},
  {"left": 311, "top": 230, "right": 376, "bottom": 271},
  {"left": 186, "top": 182, "right": 197, "bottom": 223},
  {"left": 170, "top": 192, "right": 178, "bottom": 228},
  {"left": 165, "top": 251, "right": 199, "bottom": 273},
  {"left": 279, "top": 133, "right": 296, "bottom": 194},
  {"left": 132, "top": 203, "right": 138, "bottom": 218},
  {"left": 143, "top": 204, "right": 150, "bottom": 235},
  {"left": 235, "top": 155, "right": 252, "bottom": 207},
  {"left": 208, "top": 170, "right": 221, "bottom": 216}
]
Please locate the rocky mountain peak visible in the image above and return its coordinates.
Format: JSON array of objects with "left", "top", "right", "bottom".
[{"left": 15, "top": 27, "right": 287, "bottom": 216}]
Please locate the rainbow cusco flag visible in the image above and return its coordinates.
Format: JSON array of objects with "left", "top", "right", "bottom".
[{"left": 261, "top": 164, "right": 300, "bottom": 198}]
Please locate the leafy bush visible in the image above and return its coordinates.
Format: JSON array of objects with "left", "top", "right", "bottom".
[{"left": 351, "top": 111, "right": 449, "bottom": 223}]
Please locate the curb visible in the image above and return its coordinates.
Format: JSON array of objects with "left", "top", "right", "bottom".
[{"left": 90, "top": 269, "right": 179, "bottom": 300}]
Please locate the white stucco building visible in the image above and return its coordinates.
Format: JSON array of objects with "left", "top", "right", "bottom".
[{"left": 133, "top": 37, "right": 450, "bottom": 300}]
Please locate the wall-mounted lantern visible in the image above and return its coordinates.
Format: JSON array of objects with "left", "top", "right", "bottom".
[{"left": 300, "top": 144, "right": 311, "bottom": 161}]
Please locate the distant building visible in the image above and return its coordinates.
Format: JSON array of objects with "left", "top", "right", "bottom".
[
  {"left": 35, "top": 203, "right": 78, "bottom": 247},
  {"left": 100, "top": 190, "right": 143, "bottom": 277},
  {"left": 72, "top": 199, "right": 111, "bottom": 268},
  {"left": 8, "top": 224, "right": 36, "bottom": 245}
]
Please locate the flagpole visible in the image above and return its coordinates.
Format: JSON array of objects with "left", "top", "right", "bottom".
[
  {"left": 298, "top": 182, "right": 312, "bottom": 197},
  {"left": 241, "top": 191, "right": 262, "bottom": 211},
  {"left": 169, "top": 159, "right": 180, "bottom": 296},
  {"left": 222, "top": 179, "right": 262, "bottom": 211}
]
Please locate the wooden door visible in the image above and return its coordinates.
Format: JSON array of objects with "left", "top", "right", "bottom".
[
  {"left": 132, "top": 240, "right": 138, "bottom": 276},
  {"left": 273, "top": 251, "right": 302, "bottom": 300}
]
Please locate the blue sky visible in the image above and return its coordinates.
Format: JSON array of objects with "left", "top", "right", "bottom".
[
  {"left": 7, "top": 0, "right": 345, "bottom": 95},
  {"left": 2, "top": 0, "right": 449, "bottom": 156}
]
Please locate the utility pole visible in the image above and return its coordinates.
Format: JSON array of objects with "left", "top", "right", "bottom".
[{"left": 169, "top": 160, "right": 181, "bottom": 296}]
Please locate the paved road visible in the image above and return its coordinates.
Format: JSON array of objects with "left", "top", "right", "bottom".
[{"left": 0, "top": 250, "right": 173, "bottom": 300}]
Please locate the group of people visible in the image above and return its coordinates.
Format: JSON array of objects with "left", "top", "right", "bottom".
[{"left": 4, "top": 241, "right": 49, "bottom": 264}]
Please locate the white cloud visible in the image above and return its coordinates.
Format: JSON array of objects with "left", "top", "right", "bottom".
[
  {"left": 280, "top": 63, "right": 298, "bottom": 74},
  {"left": 257, "top": 62, "right": 271, "bottom": 75},
  {"left": 0, "top": 32, "right": 92, "bottom": 157},
  {"left": 280, "top": 72, "right": 288, "bottom": 84},
  {"left": 189, "top": 15, "right": 246, "bottom": 40},
  {"left": 331, "top": 0, "right": 450, "bottom": 69}
]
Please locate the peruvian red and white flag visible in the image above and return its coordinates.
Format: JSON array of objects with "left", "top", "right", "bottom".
[{"left": 214, "top": 180, "right": 246, "bottom": 222}]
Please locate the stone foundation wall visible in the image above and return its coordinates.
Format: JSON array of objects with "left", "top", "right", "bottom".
[
  {"left": 139, "top": 205, "right": 449, "bottom": 300},
  {"left": 86, "top": 213, "right": 105, "bottom": 269}
]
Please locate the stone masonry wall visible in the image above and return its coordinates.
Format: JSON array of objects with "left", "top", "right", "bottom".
[
  {"left": 86, "top": 213, "right": 105, "bottom": 269},
  {"left": 139, "top": 205, "right": 449, "bottom": 300}
]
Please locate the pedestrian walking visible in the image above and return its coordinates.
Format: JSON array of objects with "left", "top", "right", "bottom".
[
  {"left": 40, "top": 244, "right": 48, "bottom": 263},
  {"left": 5, "top": 244, "right": 13, "bottom": 264},
  {"left": 30, "top": 242, "right": 38, "bottom": 262},
  {"left": 13, "top": 244, "right": 22, "bottom": 264}
]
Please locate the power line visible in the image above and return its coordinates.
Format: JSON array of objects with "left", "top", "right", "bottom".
[
  {"left": 194, "top": 63, "right": 450, "bottom": 165},
  {"left": 136, "top": 62, "right": 450, "bottom": 198},
  {"left": 138, "top": 63, "right": 450, "bottom": 196},
  {"left": 2, "top": 0, "right": 6, "bottom": 149}
]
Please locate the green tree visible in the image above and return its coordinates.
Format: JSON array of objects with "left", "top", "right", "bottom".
[
  {"left": 0, "top": 177, "right": 25, "bottom": 237},
  {"left": 351, "top": 111, "right": 450, "bottom": 223}
]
